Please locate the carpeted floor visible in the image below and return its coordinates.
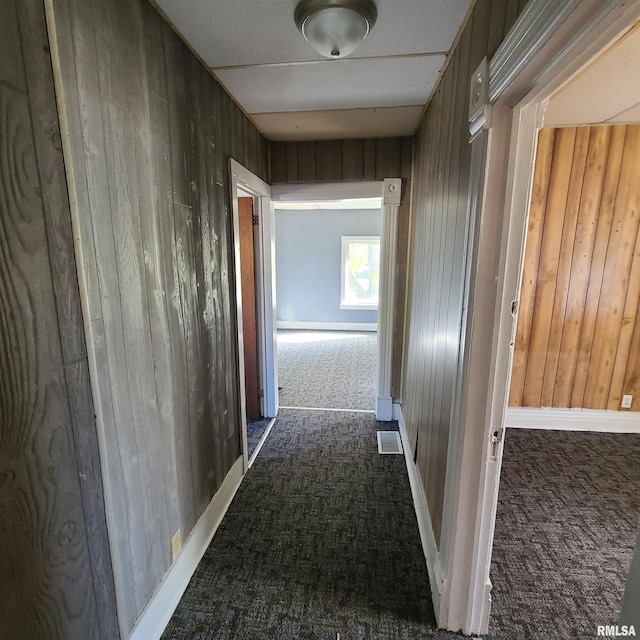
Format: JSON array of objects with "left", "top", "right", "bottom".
[
  {"left": 247, "top": 417, "right": 272, "bottom": 459},
  {"left": 162, "top": 409, "right": 461, "bottom": 640},
  {"left": 277, "top": 330, "right": 377, "bottom": 411},
  {"left": 490, "top": 429, "right": 640, "bottom": 640}
]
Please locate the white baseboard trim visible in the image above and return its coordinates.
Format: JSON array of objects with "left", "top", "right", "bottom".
[
  {"left": 248, "top": 418, "right": 276, "bottom": 468},
  {"left": 130, "top": 457, "right": 244, "bottom": 640},
  {"left": 276, "top": 321, "right": 377, "bottom": 332},
  {"left": 505, "top": 407, "right": 640, "bottom": 433},
  {"left": 395, "top": 403, "right": 445, "bottom": 619},
  {"left": 376, "top": 396, "right": 393, "bottom": 421}
]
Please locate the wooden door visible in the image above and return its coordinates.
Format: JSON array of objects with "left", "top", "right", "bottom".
[{"left": 238, "top": 197, "right": 261, "bottom": 419}]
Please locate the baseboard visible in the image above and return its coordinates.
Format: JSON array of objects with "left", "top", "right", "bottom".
[
  {"left": 129, "top": 457, "right": 244, "bottom": 640},
  {"left": 394, "top": 403, "right": 445, "bottom": 620},
  {"left": 248, "top": 418, "right": 276, "bottom": 468},
  {"left": 505, "top": 407, "right": 640, "bottom": 433},
  {"left": 376, "top": 396, "right": 393, "bottom": 421},
  {"left": 276, "top": 321, "right": 377, "bottom": 332}
]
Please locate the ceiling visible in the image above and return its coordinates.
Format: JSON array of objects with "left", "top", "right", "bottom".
[
  {"left": 152, "top": 0, "right": 473, "bottom": 140},
  {"left": 544, "top": 22, "right": 640, "bottom": 127}
]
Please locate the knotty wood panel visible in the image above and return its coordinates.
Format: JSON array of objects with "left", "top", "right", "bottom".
[
  {"left": 510, "top": 125, "right": 640, "bottom": 412},
  {"left": 401, "top": 0, "right": 526, "bottom": 548},
  {"left": 0, "top": 0, "right": 117, "bottom": 637},
  {"left": 48, "top": 0, "right": 269, "bottom": 630}
]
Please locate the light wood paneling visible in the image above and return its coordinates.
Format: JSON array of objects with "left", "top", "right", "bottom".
[
  {"left": 510, "top": 125, "right": 640, "bottom": 412},
  {"left": 48, "top": 0, "right": 269, "bottom": 631},
  {"left": 401, "top": 0, "right": 526, "bottom": 547},
  {"left": 0, "top": 0, "right": 117, "bottom": 637}
]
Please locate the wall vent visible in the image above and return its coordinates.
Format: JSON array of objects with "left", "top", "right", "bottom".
[{"left": 377, "top": 431, "right": 403, "bottom": 455}]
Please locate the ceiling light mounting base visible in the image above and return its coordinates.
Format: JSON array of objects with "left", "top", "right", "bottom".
[{"left": 294, "top": 0, "right": 378, "bottom": 59}]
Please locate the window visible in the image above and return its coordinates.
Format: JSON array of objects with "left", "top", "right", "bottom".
[{"left": 340, "top": 236, "right": 380, "bottom": 310}]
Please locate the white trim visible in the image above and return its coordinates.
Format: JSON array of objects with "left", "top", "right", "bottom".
[
  {"left": 446, "top": 0, "right": 640, "bottom": 636},
  {"left": 376, "top": 178, "right": 401, "bottom": 422},
  {"left": 230, "top": 160, "right": 278, "bottom": 472},
  {"left": 273, "top": 198, "right": 382, "bottom": 210},
  {"left": 375, "top": 396, "right": 393, "bottom": 422},
  {"left": 376, "top": 430, "right": 403, "bottom": 455},
  {"left": 272, "top": 178, "right": 399, "bottom": 424},
  {"left": 248, "top": 417, "right": 277, "bottom": 467},
  {"left": 488, "top": 0, "right": 584, "bottom": 102},
  {"left": 279, "top": 405, "right": 375, "bottom": 413},
  {"left": 339, "top": 304, "right": 378, "bottom": 311},
  {"left": 130, "top": 457, "right": 244, "bottom": 640},
  {"left": 340, "top": 235, "right": 381, "bottom": 310},
  {"left": 505, "top": 408, "right": 640, "bottom": 433},
  {"left": 277, "top": 321, "right": 377, "bottom": 331},
  {"left": 395, "top": 404, "right": 445, "bottom": 618},
  {"left": 271, "top": 181, "right": 384, "bottom": 202}
]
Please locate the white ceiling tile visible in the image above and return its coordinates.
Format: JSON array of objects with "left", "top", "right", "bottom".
[
  {"left": 215, "top": 55, "right": 445, "bottom": 113},
  {"left": 251, "top": 106, "right": 423, "bottom": 140},
  {"left": 153, "top": 0, "right": 471, "bottom": 67},
  {"left": 608, "top": 102, "right": 640, "bottom": 123},
  {"left": 545, "top": 23, "right": 640, "bottom": 127}
]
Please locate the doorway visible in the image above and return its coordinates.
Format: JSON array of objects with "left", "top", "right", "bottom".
[
  {"left": 230, "top": 160, "right": 277, "bottom": 470},
  {"left": 439, "top": 0, "right": 640, "bottom": 634},
  {"left": 273, "top": 196, "right": 383, "bottom": 412},
  {"left": 270, "top": 180, "right": 401, "bottom": 421}
]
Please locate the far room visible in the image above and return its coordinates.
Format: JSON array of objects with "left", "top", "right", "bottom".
[{"left": 274, "top": 193, "right": 383, "bottom": 413}]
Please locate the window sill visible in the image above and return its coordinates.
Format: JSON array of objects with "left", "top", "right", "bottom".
[{"left": 340, "top": 303, "right": 379, "bottom": 311}]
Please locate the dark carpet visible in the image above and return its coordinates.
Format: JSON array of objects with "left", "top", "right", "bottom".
[
  {"left": 246, "top": 417, "right": 272, "bottom": 459},
  {"left": 162, "top": 409, "right": 461, "bottom": 640},
  {"left": 490, "top": 429, "right": 640, "bottom": 640},
  {"left": 277, "top": 331, "right": 377, "bottom": 410}
]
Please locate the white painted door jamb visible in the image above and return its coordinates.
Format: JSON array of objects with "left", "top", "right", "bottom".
[
  {"left": 230, "top": 159, "right": 277, "bottom": 473},
  {"left": 440, "top": 0, "right": 640, "bottom": 635},
  {"left": 270, "top": 180, "right": 397, "bottom": 421},
  {"left": 376, "top": 178, "right": 402, "bottom": 421}
]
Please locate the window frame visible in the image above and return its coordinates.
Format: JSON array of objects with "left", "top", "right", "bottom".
[{"left": 340, "top": 235, "right": 381, "bottom": 311}]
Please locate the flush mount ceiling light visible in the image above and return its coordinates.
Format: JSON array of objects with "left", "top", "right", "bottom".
[{"left": 294, "top": 0, "right": 377, "bottom": 59}]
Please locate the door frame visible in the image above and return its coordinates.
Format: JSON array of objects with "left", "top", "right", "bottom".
[
  {"left": 440, "top": 0, "right": 640, "bottom": 634},
  {"left": 270, "top": 179, "right": 401, "bottom": 421},
  {"left": 230, "top": 159, "right": 277, "bottom": 472}
]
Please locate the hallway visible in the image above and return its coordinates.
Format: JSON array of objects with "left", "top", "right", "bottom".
[{"left": 162, "top": 409, "right": 458, "bottom": 639}]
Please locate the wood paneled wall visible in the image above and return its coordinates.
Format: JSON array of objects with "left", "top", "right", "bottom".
[
  {"left": 271, "top": 136, "right": 413, "bottom": 399},
  {"left": 270, "top": 137, "right": 412, "bottom": 184},
  {"left": 48, "top": 0, "right": 269, "bottom": 631},
  {"left": 401, "top": 0, "right": 527, "bottom": 547},
  {"left": 0, "top": 0, "right": 118, "bottom": 638},
  {"left": 510, "top": 125, "right": 640, "bottom": 411}
]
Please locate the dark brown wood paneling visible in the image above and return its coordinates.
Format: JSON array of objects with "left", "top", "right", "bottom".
[
  {"left": 270, "top": 141, "right": 287, "bottom": 183},
  {"left": 363, "top": 138, "right": 377, "bottom": 180},
  {"left": 285, "top": 141, "right": 299, "bottom": 183},
  {"left": 315, "top": 140, "right": 343, "bottom": 181},
  {"left": 270, "top": 137, "right": 409, "bottom": 184},
  {"left": 510, "top": 125, "right": 640, "bottom": 412},
  {"left": 402, "top": 0, "right": 527, "bottom": 549},
  {"left": 343, "top": 139, "right": 364, "bottom": 180},
  {"left": 297, "top": 141, "right": 316, "bottom": 182},
  {"left": 48, "top": 0, "right": 269, "bottom": 631},
  {"left": 0, "top": 0, "right": 117, "bottom": 637},
  {"left": 239, "top": 198, "right": 260, "bottom": 419}
]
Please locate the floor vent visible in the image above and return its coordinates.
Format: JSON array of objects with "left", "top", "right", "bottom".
[{"left": 377, "top": 431, "right": 403, "bottom": 455}]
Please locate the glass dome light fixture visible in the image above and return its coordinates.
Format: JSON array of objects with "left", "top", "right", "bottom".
[{"left": 294, "top": 0, "right": 377, "bottom": 59}]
